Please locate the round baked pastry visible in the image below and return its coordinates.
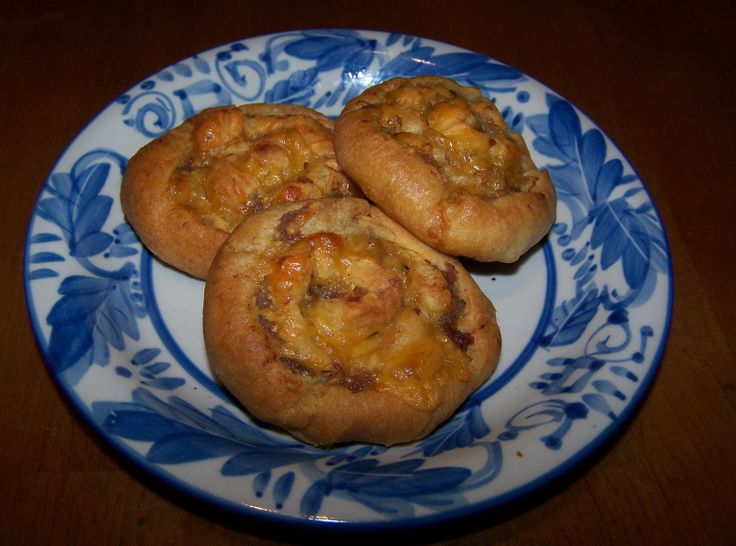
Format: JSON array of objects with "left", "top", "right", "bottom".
[
  {"left": 121, "top": 103, "right": 360, "bottom": 279},
  {"left": 334, "top": 76, "right": 556, "bottom": 263},
  {"left": 203, "top": 198, "right": 501, "bottom": 446}
]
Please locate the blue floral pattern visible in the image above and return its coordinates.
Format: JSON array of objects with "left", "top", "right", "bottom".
[
  {"left": 520, "top": 94, "right": 669, "bottom": 443},
  {"left": 29, "top": 150, "right": 147, "bottom": 385},
  {"left": 24, "top": 30, "right": 672, "bottom": 526}
]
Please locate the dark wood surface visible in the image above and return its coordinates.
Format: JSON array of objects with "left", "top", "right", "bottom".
[{"left": 2, "top": 1, "right": 734, "bottom": 544}]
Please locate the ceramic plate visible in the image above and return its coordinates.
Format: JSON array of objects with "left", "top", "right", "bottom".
[{"left": 24, "top": 29, "right": 672, "bottom": 529}]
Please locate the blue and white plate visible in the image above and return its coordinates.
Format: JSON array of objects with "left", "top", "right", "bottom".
[{"left": 24, "top": 29, "right": 672, "bottom": 529}]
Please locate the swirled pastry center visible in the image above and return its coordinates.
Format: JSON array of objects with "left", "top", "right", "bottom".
[
  {"left": 255, "top": 231, "right": 473, "bottom": 411},
  {"left": 375, "top": 82, "right": 535, "bottom": 200},
  {"left": 169, "top": 106, "right": 353, "bottom": 232}
]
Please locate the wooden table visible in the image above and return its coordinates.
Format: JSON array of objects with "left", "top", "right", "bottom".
[{"left": 2, "top": 1, "right": 734, "bottom": 544}]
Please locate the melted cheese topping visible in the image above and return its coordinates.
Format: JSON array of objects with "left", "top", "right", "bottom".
[
  {"left": 256, "top": 231, "right": 471, "bottom": 411},
  {"left": 375, "top": 81, "right": 534, "bottom": 200},
  {"left": 169, "top": 106, "right": 355, "bottom": 232}
]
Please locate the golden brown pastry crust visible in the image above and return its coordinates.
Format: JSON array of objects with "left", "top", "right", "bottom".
[
  {"left": 334, "top": 76, "right": 556, "bottom": 263},
  {"left": 203, "top": 198, "right": 500, "bottom": 446},
  {"left": 121, "top": 103, "right": 359, "bottom": 279}
]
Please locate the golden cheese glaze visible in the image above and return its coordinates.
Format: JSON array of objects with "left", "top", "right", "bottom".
[
  {"left": 257, "top": 230, "right": 470, "bottom": 411},
  {"left": 204, "top": 198, "right": 500, "bottom": 446},
  {"left": 375, "top": 80, "right": 534, "bottom": 201},
  {"left": 170, "top": 105, "right": 357, "bottom": 232}
]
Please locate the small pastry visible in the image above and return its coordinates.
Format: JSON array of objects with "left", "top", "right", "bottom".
[
  {"left": 335, "top": 76, "right": 556, "bottom": 262},
  {"left": 121, "top": 103, "right": 359, "bottom": 279},
  {"left": 203, "top": 198, "right": 501, "bottom": 446}
]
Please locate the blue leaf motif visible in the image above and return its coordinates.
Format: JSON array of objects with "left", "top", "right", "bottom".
[
  {"left": 416, "top": 405, "right": 489, "bottom": 456},
  {"left": 283, "top": 36, "right": 343, "bottom": 62},
  {"left": 326, "top": 459, "right": 470, "bottom": 498},
  {"left": 29, "top": 268, "right": 59, "bottom": 280},
  {"left": 46, "top": 284, "right": 107, "bottom": 318},
  {"left": 57, "top": 275, "right": 113, "bottom": 297},
  {"left": 548, "top": 99, "right": 582, "bottom": 161},
  {"left": 164, "top": 396, "right": 234, "bottom": 436},
  {"left": 54, "top": 272, "right": 142, "bottom": 369},
  {"left": 385, "top": 33, "right": 402, "bottom": 47},
  {"left": 113, "top": 223, "right": 139, "bottom": 245},
  {"left": 567, "top": 129, "right": 612, "bottom": 215},
  {"left": 265, "top": 68, "right": 318, "bottom": 104},
  {"left": 94, "top": 303, "right": 125, "bottom": 351},
  {"left": 47, "top": 276, "right": 115, "bottom": 372},
  {"left": 107, "top": 223, "right": 140, "bottom": 259},
  {"left": 73, "top": 194, "right": 113, "bottom": 246},
  {"left": 173, "top": 62, "right": 192, "bottom": 77},
  {"left": 33, "top": 150, "right": 145, "bottom": 383},
  {"left": 147, "top": 433, "right": 246, "bottom": 464},
  {"left": 132, "top": 347, "right": 161, "bottom": 365},
  {"left": 102, "top": 408, "right": 193, "bottom": 441},
  {"left": 579, "top": 130, "right": 606, "bottom": 188},
  {"left": 47, "top": 319, "right": 93, "bottom": 374},
  {"left": 324, "top": 445, "right": 384, "bottom": 467},
  {"left": 541, "top": 286, "right": 601, "bottom": 347},
  {"left": 36, "top": 151, "right": 128, "bottom": 266},
  {"left": 209, "top": 406, "right": 286, "bottom": 446},
  {"left": 283, "top": 34, "right": 376, "bottom": 72},
  {"left": 143, "top": 377, "right": 186, "bottom": 390},
  {"left": 115, "top": 366, "right": 132, "bottom": 378},
  {"left": 466, "top": 61, "right": 523, "bottom": 83},
  {"left": 301, "top": 480, "right": 328, "bottom": 515},
  {"left": 639, "top": 217, "right": 669, "bottom": 275},
  {"left": 192, "top": 55, "right": 210, "bottom": 74},
  {"left": 595, "top": 157, "right": 624, "bottom": 205},
  {"left": 377, "top": 46, "right": 438, "bottom": 78},
  {"left": 582, "top": 393, "right": 617, "bottom": 419},
  {"left": 72, "top": 231, "right": 114, "bottom": 258},
  {"left": 327, "top": 459, "right": 420, "bottom": 487},
  {"left": 142, "top": 362, "right": 171, "bottom": 375},
  {"left": 75, "top": 163, "right": 109, "bottom": 216},
  {"left": 222, "top": 448, "right": 322, "bottom": 476},
  {"left": 253, "top": 470, "right": 271, "bottom": 497},
  {"left": 531, "top": 93, "right": 666, "bottom": 299},
  {"left": 57, "top": 161, "right": 113, "bottom": 255},
  {"left": 30, "top": 232, "right": 62, "bottom": 244},
  {"left": 107, "top": 245, "right": 138, "bottom": 258},
  {"left": 592, "top": 379, "right": 626, "bottom": 400},
  {"left": 419, "top": 52, "right": 489, "bottom": 75},
  {"left": 341, "top": 47, "right": 375, "bottom": 77},
  {"left": 107, "top": 277, "right": 141, "bottom": 338},
  {"left": 47, "top": 171, "right": 74, "bottom": 203},
  {"left": 611, "top": 366, "right": 638, "bottom": 382},
  {"left": 29, "top": 251, "right": 65, "bottom": 264},
  {"left": 528, "top": 113, "right": 566, "bottom": 161},
  {"left": 98, "top": 389, "right": 325, "bottom": 476},
  {"left": 592, "top": 197, "right": 651, "bottom": 289},
  {"left": 37, "top": 197, "right": 72, "bottom": 238},
  {"left": 273, "top": 472, "right": 295, "bottom": 508},
  {"left": 546, "top": 162, "right": 593, "bottom": 209},
  {"left": 622, "top": 231, "right": 651, "bottom": 289}
]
